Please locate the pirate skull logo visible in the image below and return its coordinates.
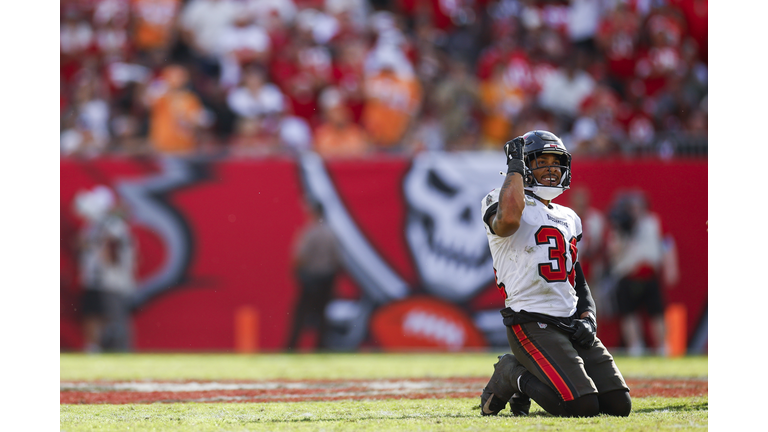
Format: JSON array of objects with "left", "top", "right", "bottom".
[{"left": 403, "top": 152, "right": 503, "bottom": 302}]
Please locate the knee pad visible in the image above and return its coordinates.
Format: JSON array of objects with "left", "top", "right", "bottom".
[
  {"left": 598, "top": 389, "right": 632, "bottom": 417},
  {"left": 564, "top": 394, "right": 600, "bottom": 417}
]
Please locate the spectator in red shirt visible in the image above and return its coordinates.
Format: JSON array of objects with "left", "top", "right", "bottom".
[
  {"left": 595, "top": 2, "right": 641, "bottom": 84},
  {"left": 61, "top": 8, "right": 96, "bottom": 84},
  {"left": 329, "top": 39, "right": 367, "bottom": 123},
  {"left": 669, "top": 0, "right": 707, "bottom": 63}
]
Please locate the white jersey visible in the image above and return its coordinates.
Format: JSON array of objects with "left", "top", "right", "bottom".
[
  {"left": 481, "top": 188, "right": 583, "bottom": 317},
  {"left": 80, "top": 214, "right": 137, "bottom": 296}
]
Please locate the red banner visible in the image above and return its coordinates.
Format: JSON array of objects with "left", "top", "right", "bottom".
[{"left": 60, "top": 154, "right": 707, "bottom": 352}]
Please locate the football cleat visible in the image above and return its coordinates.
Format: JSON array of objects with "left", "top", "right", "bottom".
[
  {"left": 481, "top": 390, "right": 508, "bottom": 416},
  {"left": 479, "top": 354, "right": 527, "bottom": 416}
]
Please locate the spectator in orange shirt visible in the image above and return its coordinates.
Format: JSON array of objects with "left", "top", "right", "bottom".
[
  {"left": 147, "top": 65, "right": 207, "bottom": 154},
  {"left": 361, "top": 50, "right": 422, "bottom": 152},
  {"left": 314, "top": 88, "right": 370, "bottom": 158},
  {"left": 131, "top": 0, "right": 180, "bottom": 53},
  {"left": 478, "top": 62, "right": 526, "bottom": 149}
]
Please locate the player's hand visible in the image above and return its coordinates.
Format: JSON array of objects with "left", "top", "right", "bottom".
[
  {"left": 571, "top": 317, "right": 597, "bottom": 348},
  {"left": 504, "top": 137, "right": 525, "bottom": 176}
]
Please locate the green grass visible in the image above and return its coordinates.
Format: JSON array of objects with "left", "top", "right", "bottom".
[
  {"left": 60, "top": 397, "right": 707, "bottom": 431},
  {"left": 60, "top": 353, "right": 708, "bottom": 431},
  {"left": 60, "top": 352, "right": 708, "bottom": 381}
]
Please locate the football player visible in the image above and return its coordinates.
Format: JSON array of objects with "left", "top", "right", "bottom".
[{"left": 479, "top": 130, "right": 631, "bottom": 417}]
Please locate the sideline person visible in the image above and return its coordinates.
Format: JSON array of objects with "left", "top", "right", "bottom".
[
  {"left": 479, "top": 130, "right": 631, "bottom": 417},
  {"left": 74, "top": 185, "right": 137, "bottom": 353},
  {"left": 285, "top": 201, "right": 343, "bottom": 351}
]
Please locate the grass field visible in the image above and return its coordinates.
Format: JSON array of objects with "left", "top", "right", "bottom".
[{"left": 60, "top": 352, "right": 708, "bottom": 431}]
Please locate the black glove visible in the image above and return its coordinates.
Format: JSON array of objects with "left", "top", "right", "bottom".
[
  {"left": 571, "top": 316, "right": 597, "bottom": 348},
  {"left": 504, "top": 137, "right": 526, "bottom": 176}
]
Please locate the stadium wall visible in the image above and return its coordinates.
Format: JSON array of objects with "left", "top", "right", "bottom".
[{"left": 60, "top": 154, "right": 707, "bottom": 353}]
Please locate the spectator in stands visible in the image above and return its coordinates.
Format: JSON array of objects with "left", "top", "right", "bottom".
[
  {"left": 216, "top": 12, "right": 271, "bottom": 89},
  {"left": 57, "top": 0, "right": 706, "bottom": 159},
  {"left": 566, "top": 0, "right": 609, "bottom": 56},
  {"left": 228, "top": 116, "right": 279, "bottom": 157},
  {"left": 476, "top": 34, "right": 521, "bottom": 81},
  {"left": 110, "top": 105, "right": 147, "bottom": 155},
  {"left": 671, "top": 0, "right": 707, "bottom": 63},
  {"left": 432, "top": 59, "right": 479, "bottom": 150},
  {"left": 93, "top": 15, "right": 130, "bottom": 62},
  {"left": 685, "top": 108, "right": 707, "bottom": 139},
  {"left": 226, "top": 65, "right": 286, "bottom": 120},
  {"left": 576, "top": 83, "right": 623, "bottom": 153},
  {"left": 130, "top": 0, "right": 180, "bottom": 54},
  {"left": 329, "top": 38, "right": 367, "bottom": 123},
  {"left": 61, "top": 76, "right": 112, "bottom": 157},
  {"left": 179, "top": 0, "right": 241, "bottom": 55},
  {"left": 275, "top": 15, "right": 334, "bottom": 124},
  {"left": 60, "top": 8, "right": 94, "bottom": 60},
  {"left": 92, "top": 0, "right": 131, "bottom": 32},
  {"left": 61, "top": 116, "right": 98, "bottom": 158},
  {"left": 146, "top": 65, "right": 208, "bottom": 154},
  {"left": 361, "top": 48, "right": 422, "bottom": 152},
  {"left": 594, "top": 1, "right": 641, "bottom": 90},
  {"left": 567, "top": 115, "right": 598, "bottom": 155},
  {"left": 537, "top": 51, "right": 595, "bottom": 124},
  {"left": 246, "top": 0, "right": 296, "bottom": 56},
  {"left": 478, "top": 62, "right": 525, "bottom": 149},
  {"left": 314, "top": 87, "right": 370, "bottom": 158}
]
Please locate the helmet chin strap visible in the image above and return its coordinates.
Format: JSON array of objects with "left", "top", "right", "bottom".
[
  {"left": 525, "top": 166, "right": 569, "bottom": 201},
  {"left": 525, "top": 185, "right": 568, "bottom": 201}
]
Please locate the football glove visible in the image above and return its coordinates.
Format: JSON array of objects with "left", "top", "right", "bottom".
[
  {"left": 571, "top": 315, "right": 597, "bottom": 348},
  {"left": 504, "top": 137, "right": 526, "bottom": 176}
]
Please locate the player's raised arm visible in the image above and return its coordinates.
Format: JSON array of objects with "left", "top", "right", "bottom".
[{"left": 491, "top": 137, "right": 526, "bottom": 237}]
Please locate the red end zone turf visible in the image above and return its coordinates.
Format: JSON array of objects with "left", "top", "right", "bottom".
[{"left": 60, "top": 377, "right": 707, "bottom": 404}]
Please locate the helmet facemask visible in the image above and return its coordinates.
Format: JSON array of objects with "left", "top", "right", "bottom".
[{"left": 524, "top": 150, "right": 571, "bottom": 201}]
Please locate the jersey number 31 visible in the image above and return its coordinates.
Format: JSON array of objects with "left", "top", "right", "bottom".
[{"left": 535, "top": 226, "right": 578, "bottom": 285}]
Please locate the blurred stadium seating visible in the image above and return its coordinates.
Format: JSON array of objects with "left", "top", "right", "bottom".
[{"left": 60, "top": 0, "right": 707, "bottom": 159}]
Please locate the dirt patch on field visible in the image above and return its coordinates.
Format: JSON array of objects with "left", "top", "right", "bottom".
[{"left": 60, "top": 378, "right": 706, "bottom": 404}]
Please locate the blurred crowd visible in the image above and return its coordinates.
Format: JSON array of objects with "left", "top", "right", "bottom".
[{"left": 60, "top": 0, "right": 708, "bottom": 159}]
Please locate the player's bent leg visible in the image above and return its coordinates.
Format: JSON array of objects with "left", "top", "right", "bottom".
[
  {"left": 480, "top": 354, "right": 527, "bottom": 416},
  {"left": 516, "top": 370, "right": 568, "bottom": 416},
  {"left": 505, "top": 323, "right": 602, "bottom": 417},
  {"left": 516, "top": 370, "right": 599, "bottom": 417},
  {"left": 507, "top": 323, "right": 597, "bottom": 402},
  {"left": 598, "top": 389, "right": 632, "bottom": 416},
  {"left": 577, "top": 338, "right": 631, "bottom": 409}
]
